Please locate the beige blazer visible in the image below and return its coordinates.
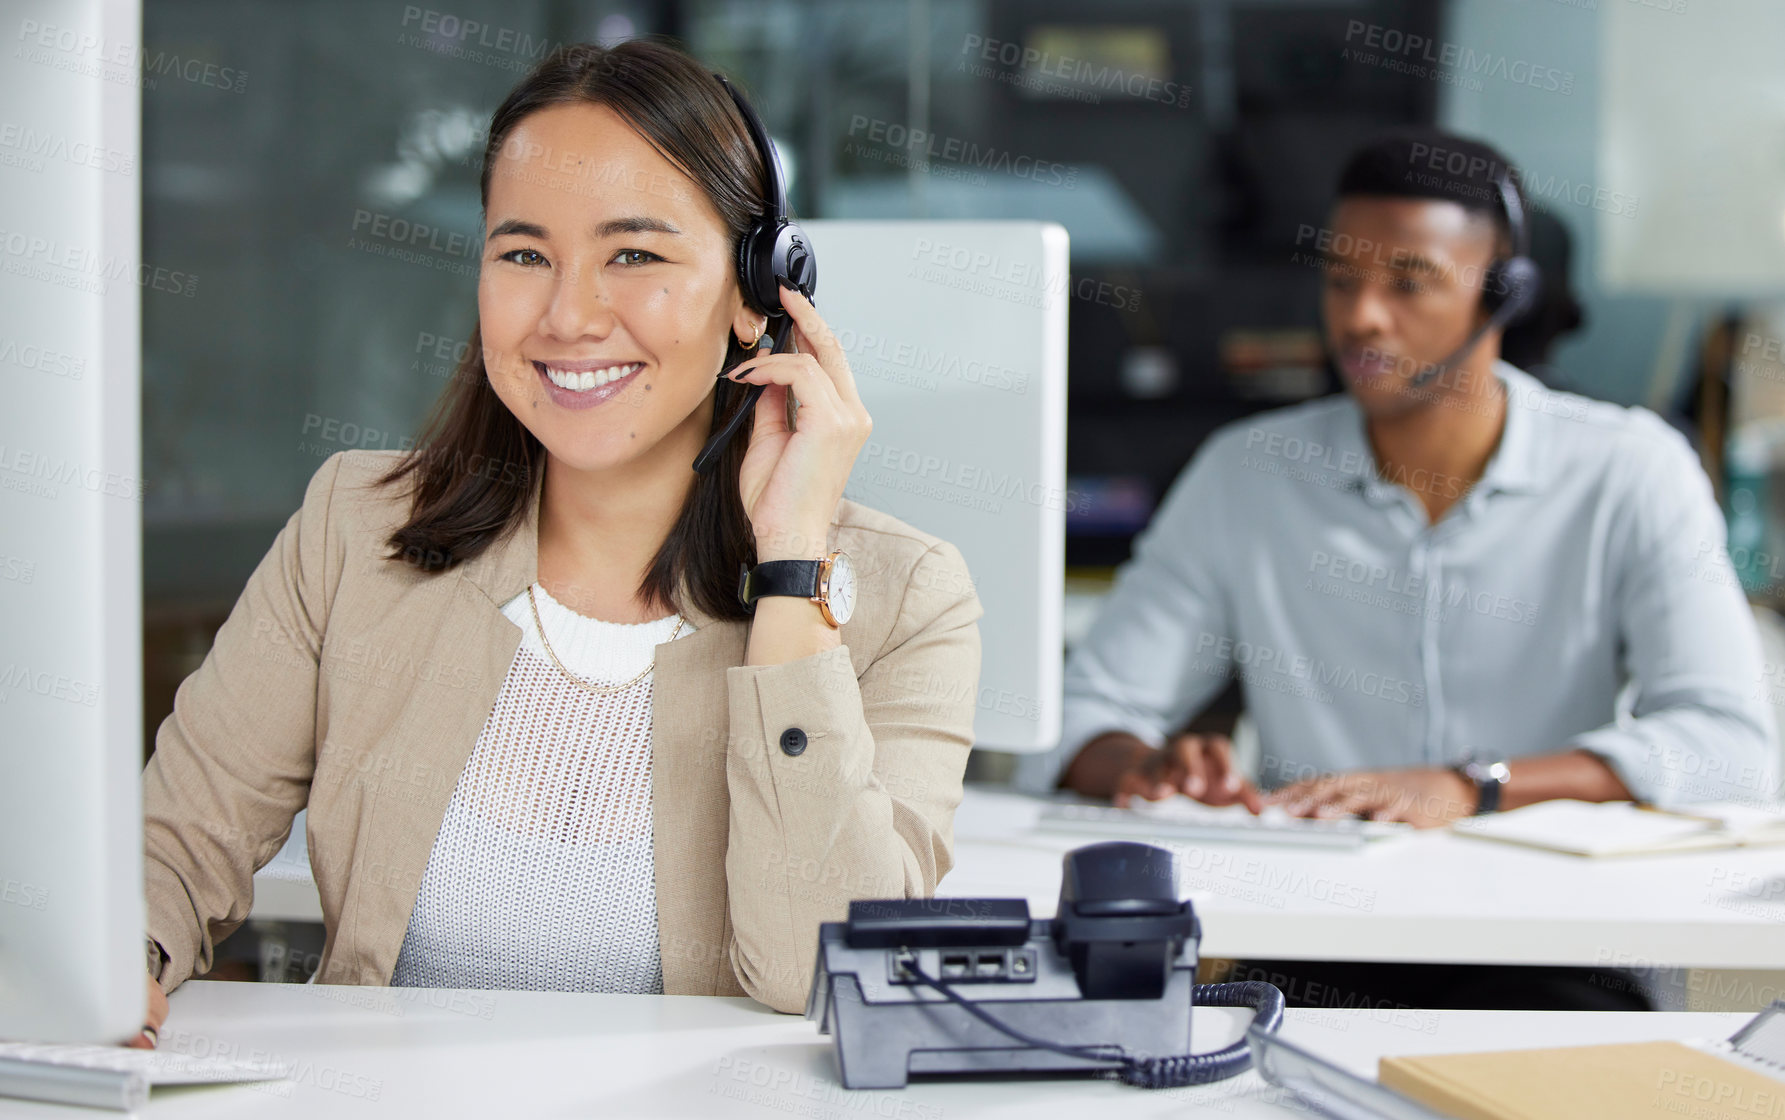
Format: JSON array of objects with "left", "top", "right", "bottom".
[{"left": 143, "top": 449, "right": 982, "bottom": 1014}]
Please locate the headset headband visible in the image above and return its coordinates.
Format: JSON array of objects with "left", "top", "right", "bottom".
[
  {"left": 1491, "top": 169, "right": 1528, "bottom": 260},
  {"left": 713, "top": 74, "right": 787, "bottom": 223}
]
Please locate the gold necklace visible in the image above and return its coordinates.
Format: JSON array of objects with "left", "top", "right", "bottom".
[{"left": 527, "top": 584, "right": 685, "bottom": 694}]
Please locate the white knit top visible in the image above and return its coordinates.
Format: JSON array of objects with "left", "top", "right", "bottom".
[{"left": 389, "top": 583, "right": 695, "bottom": 992}]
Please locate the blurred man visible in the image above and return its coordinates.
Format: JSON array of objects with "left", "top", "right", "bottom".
[{"left": 1017, "top": 129, "right": 1776, "bottom": 827}]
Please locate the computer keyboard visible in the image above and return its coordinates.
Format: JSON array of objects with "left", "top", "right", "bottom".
[
  {"left": 0, "top": 1041, "right": 290, "bottom": 1084},
  {"left": 1036, "top": 799, "right": 1411, "bottom": 849},
  {"left": 0, "top": 1040, "right": 290, "bottom": 1112}
]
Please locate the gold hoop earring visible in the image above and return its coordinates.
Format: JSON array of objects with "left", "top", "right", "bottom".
[{"left": 739, "top": 322, "right": 764, "bottom": 350}]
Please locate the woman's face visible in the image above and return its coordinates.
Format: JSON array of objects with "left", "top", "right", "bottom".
[{"left": 479, "top": 102, "right": 760, "bottom": 475}]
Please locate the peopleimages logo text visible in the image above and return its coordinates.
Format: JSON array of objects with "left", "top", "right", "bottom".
[{"left": 1343, "top": 21, "right": 1574, "bottom": 93}]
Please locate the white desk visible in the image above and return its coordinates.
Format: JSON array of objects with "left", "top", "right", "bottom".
[
  {"left": 0, "top": 982, "right": 1754, "bottom": 1119},
  {"left": 250, "top": 786, "right": 1785, "bottom": 970},
  {"left": 945, "top": 787, "right": 1785, "bottom": 970}
]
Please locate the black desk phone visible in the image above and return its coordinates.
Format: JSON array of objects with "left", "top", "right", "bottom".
[{"left": 806, "top": 841, "right": 1285, "bottom": 1089}]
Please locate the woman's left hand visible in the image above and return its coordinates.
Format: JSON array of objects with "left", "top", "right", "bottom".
[{"left": 728, "top": 284, "right": 873, "bottom": 561}]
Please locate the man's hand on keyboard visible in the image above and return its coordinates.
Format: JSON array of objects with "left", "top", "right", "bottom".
[
  {"left": 1265, "top": 767, "right": 1477, "bottom": 828},
  {"left": 126, "top": 972, "right": 168, "bottom": 1050},
  {"left": 1064, "top": 731, "right": 1264, "bottom": 812}
]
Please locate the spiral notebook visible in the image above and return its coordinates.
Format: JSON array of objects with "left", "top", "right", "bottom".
[{"left": 1377, "top": 1001, "right": 1785, "bottom": 1120}]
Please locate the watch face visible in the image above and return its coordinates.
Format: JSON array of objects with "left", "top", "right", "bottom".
[{"left": 826, "top": 551, "right": 856, "bottom": 625}]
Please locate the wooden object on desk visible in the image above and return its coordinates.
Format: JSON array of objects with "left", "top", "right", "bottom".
[
  {"left": 1380, "top": 1002, "right": 1785, "bottom": 1120},
  {"left": 1381, "top": 1040, "right": 1780, "bottom": 1120}
]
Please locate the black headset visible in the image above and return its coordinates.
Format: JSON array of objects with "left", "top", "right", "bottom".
[
  {"left": 1403, "top": 167, "right": 1541, "bottom": 390},
  {"left": 692, "top": 74, "right": 817, "bottom": 475},
  {"left": 1479, "top": 170, "right": 1540, "bottom": 320}
]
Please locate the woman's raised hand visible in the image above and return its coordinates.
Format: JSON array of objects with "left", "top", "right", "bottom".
[{"left": 725, "top": 285, "right": 872, "bottom": 562}]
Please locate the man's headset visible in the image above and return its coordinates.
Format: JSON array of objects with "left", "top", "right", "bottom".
[
  {"left": 691, "top": 74, "right": 817, "bottom": 475},
  {"left": 1400, "top": 168, "right": 1541, "bottom": 391}
]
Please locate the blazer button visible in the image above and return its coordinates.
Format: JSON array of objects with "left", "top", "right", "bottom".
[{"left": 779, "top": 727, "right": 808, "bottom": 756}]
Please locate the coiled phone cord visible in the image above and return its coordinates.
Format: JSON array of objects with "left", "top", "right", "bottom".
[
  {"left": 902, "top": 965, "right": 1285, "bottom": 1089},
  {"left": 1122, "top": 981, "right": 1285, "bottom": 1088}
]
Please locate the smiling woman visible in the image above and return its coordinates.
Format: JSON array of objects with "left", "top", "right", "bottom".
[
  {"left": 378, "top": 41, "right": 778, "bottom": 625},
  {"left": 135, "top": 37, "right": 983, "bottom": 1039}
]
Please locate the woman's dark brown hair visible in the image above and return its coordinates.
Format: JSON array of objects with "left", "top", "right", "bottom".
[{"left": 377, "top": 37, "right": 773, "bottom": 622}]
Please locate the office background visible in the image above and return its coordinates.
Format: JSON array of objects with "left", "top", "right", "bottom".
[{"left": 124, "top": 0, "right": 1784, "bottom": 983}]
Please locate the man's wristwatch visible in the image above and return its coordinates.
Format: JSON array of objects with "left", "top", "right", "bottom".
[
  {"left": 145, "top": 935, "right": 166, "bottom": 981},
  {"left": 1454, "top": 755, "right": 1512, "bottom": 814},
  {"left": 738, "top": 549, "right": 857, "bottom": 628}
]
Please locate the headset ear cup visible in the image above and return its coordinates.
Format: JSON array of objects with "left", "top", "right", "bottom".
[
  {"left": 736, "top": 219, "right": 818, "bottom": 319},
  {"left": 772, "top": 221, "right": 816, "bottom": 302},
  {"left": 737, "top": 220, "right": 781, "bottom": 316},
  {"left": 1492, "top": 256, "right": 1542, "bottom": 323}
]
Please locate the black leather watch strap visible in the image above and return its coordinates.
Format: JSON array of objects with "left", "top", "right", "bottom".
[
  {"left": 1471, "top": 772, "right": 1501, "bottom": 814},
  {"left": 738, "top": 559, "right": 822, "bottom": 613},
  {"left": 1455, "top": 758, "right": 1511, "bottom": 814}
]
